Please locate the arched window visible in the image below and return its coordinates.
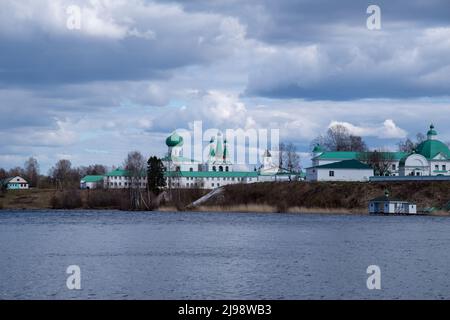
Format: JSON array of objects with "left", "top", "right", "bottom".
[
  {"left": 219, "top": 166, "right": 223, "bottom": 172},
  {"left": 225, "top": 166, "right": 229, "bottom": 172},
  {"left": 213, "top": 166, "right": 217, "bottom": 171}
]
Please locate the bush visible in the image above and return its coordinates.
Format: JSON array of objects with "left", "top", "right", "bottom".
[
  {"left": 86, "top": 190, "right": 123, "bottom": 209},
  {"left": 50, "top": 190, "right": 82, "bottom": 209}
]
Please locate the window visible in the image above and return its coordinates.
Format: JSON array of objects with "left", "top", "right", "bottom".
[
  {"left": 435, "top": 165, "right": 439, "bottom": 170},
  {"left": 443, "top": 165, "right": 447, "bottom": 171},
  {"left": 213, "top": 166, "right": 217, "bottom": 171},
  {"left": 225, "top": 166, "right": 229, "bottom": 172},
  {"left": 190, "top": 168, "right": 193, "bottom": 172},
  {"left": 212, "top": 183, "right": 214, "bottom": 187},
  {"left": 329, "top": 171, "right": 335, "bottom": 177},
  {"left": 219, "top": 166, "right": 223, "bottom": 172},
  {"left": 392, "top": 164, "right": 396, "bottom": 170}
]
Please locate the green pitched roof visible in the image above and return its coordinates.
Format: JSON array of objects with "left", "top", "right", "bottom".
[
  {"left": 313, "top": 151, "right": 360, "bottom": 160},
  {"left": 105, "top": 168, "right": 146, "bottom": 177},
  {"left": 308, "top": 159, "right": 372, "bottom": 170},
  {"left": 415, "top": 139, "right": 450, "bottom": 160},
  {"left": 81, "top": 175, "right": 104, "bottom": 183},
  {"left": 314, "top": 151, "right": 407, "bottom": 161},
  {"left": 165, "top": 171, "right": 259, "bottom": 178},
  {"left": 161, "top": 155, "right": 200, "bottom": 163}
]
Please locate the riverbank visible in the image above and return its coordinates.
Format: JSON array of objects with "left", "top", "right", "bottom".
[
  {"left": 1, "top": 181, "right": 449, "bottom": 214},
  {"left": 190, "top": 181, "right": 450, "bottom": 215}
]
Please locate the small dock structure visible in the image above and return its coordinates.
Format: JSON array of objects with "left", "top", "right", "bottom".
[{"left": 369, "top": 190, "right": 417, "bottom": 215}]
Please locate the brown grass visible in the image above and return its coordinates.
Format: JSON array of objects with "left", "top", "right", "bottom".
[
  {"left": 192, "top": 204, "right": 365, "bottom": 215},
  {"left": 196, "top": 204, "right": 278, "bottom": 213},
  {"left": 1, "top": 188, "right": 55, "bottom": 209},
  {"left": 198, "top": 181, "right": 450, "bottom": 213}
]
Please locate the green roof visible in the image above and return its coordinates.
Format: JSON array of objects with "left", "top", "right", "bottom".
[
  {"left": 314, "top": 151, "right": 407, "bottom": 161},
  {"left": 105, "top": 168, "right": 146, "bottom": 177},
  {"left": 81, "top": 175, "right": 104, "bottom": 183},
  {"left": 312, "top": 144, "right": 323, "bottom": 153},
  {"left": 427, "top": 124, "right": 437, "bottom": 136},
  {"left": 165, "top": 171, "right": 259, "bottom": 178},
  {"left": 166, "top": 132, "right": 183, "bottom": 147},
  {"left": 308, "top": 159, "right": 372, "bottom": 170},
  {"left": 161, "top": 155, "right": 200, "bottom": 163},
  {"left": 415, "top": 139, "right": 450, "bottom": 160}
]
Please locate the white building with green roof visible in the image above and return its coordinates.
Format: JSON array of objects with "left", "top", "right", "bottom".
[
  {"left": 398, "top": 124, "right": 450, "bottom": 176},
  {"left": 307, "top": 124, "right": 450, "bottom": 181},
  {"left": 306, "top": 159, "right": 374, "bottom": 182},
  {"left": 162, "top": 131, "right": 301, "bottom": 189},
  {"left": 82, "top": 131, "right": 303, "bottom": 191}
]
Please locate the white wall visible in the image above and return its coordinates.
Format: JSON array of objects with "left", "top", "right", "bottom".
[{"left": 307, "top": 168, "right": 373, "bottom": 182}]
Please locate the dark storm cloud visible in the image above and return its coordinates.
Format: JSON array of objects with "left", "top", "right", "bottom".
[{"left": 169, "top": 0, "right": 450, "bottom": 42}]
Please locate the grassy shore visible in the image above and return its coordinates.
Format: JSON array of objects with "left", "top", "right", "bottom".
[
  {"left": 0, "top": 189, "right": 55, "bottom": 210},
  {"left": 192, "top": 181, "right": 450, "bottom": 214},
  {"left": 1, "top": 181, "right": 449, "bottom": 215}
]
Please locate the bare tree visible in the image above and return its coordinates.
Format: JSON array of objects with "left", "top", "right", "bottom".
[
  {"left": 312, "top": 125, "right": 367, "bottom": 152},
  {"left": 283, "top": 143, "right": 301, "bottom": 173},
  {"left": 8, "top": 167, "right": 25, "bottom": 178},
  {"left": 24, "top": 157, "right": 39, "bottom": 188},
  {"left": 49, "top": 159, "right": 74, "bottom": 189},
  {"left": 124, "top": 151, "right": 147, "bottom": 210},
  {"left": 349, "top": 135, "right": 367, "bottom": 152},
  {"left": 358, "top": 149, "right": 394, "bottom": 176},
  {"left": 277, "top": 142, "right": 301, "bottom": 182},
  {"left": 325, "top": 125, "right": 351, "bottom": 151},
  {"left": 397, "top": 133, "right": 427, "bottom": 153},
  {"left": 79, "top": 164, "right": 108, "bottom": 177},
  {"left": 0, "top": 168, "right": 7, "bottom": 180}
]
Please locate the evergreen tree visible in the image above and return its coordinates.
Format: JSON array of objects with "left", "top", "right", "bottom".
[{"left": 147, "top": 156, "right": 166, "bottom": 195}]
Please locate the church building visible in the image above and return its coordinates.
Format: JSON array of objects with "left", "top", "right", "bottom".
[{"left": 306, "top": 124, "right": 450, "bottom": 181}]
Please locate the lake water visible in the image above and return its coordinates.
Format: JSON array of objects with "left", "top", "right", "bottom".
[{"left": 1, "top": 210, "right": 450, "bottom": 299}]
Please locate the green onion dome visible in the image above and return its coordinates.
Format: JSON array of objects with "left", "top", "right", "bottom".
[
  {"left": 427, "top": 124, "right": 437, "bottom": 136},
  {"left": 165, "top": 132, "right": 183, "bottom": 147},
  {"left": 312, "top": 144, "right": 323, "bottom": 153}
]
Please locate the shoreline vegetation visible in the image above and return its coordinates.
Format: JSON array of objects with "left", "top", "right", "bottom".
[{"left": 1, "top": 181, "right": 449, "bottom": 216}]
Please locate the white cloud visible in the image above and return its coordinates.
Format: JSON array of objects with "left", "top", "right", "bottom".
[{"left": 328, "top": 119, "right": 408, "bottom": 139}]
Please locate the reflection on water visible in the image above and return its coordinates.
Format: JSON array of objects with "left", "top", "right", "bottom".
[{"left": 1, "top": 210, "right": 450, "bottom": 299}]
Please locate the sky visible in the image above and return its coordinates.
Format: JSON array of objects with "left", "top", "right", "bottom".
[{"left": 1, "top": 0, "right": 450, "bottom": 172}]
